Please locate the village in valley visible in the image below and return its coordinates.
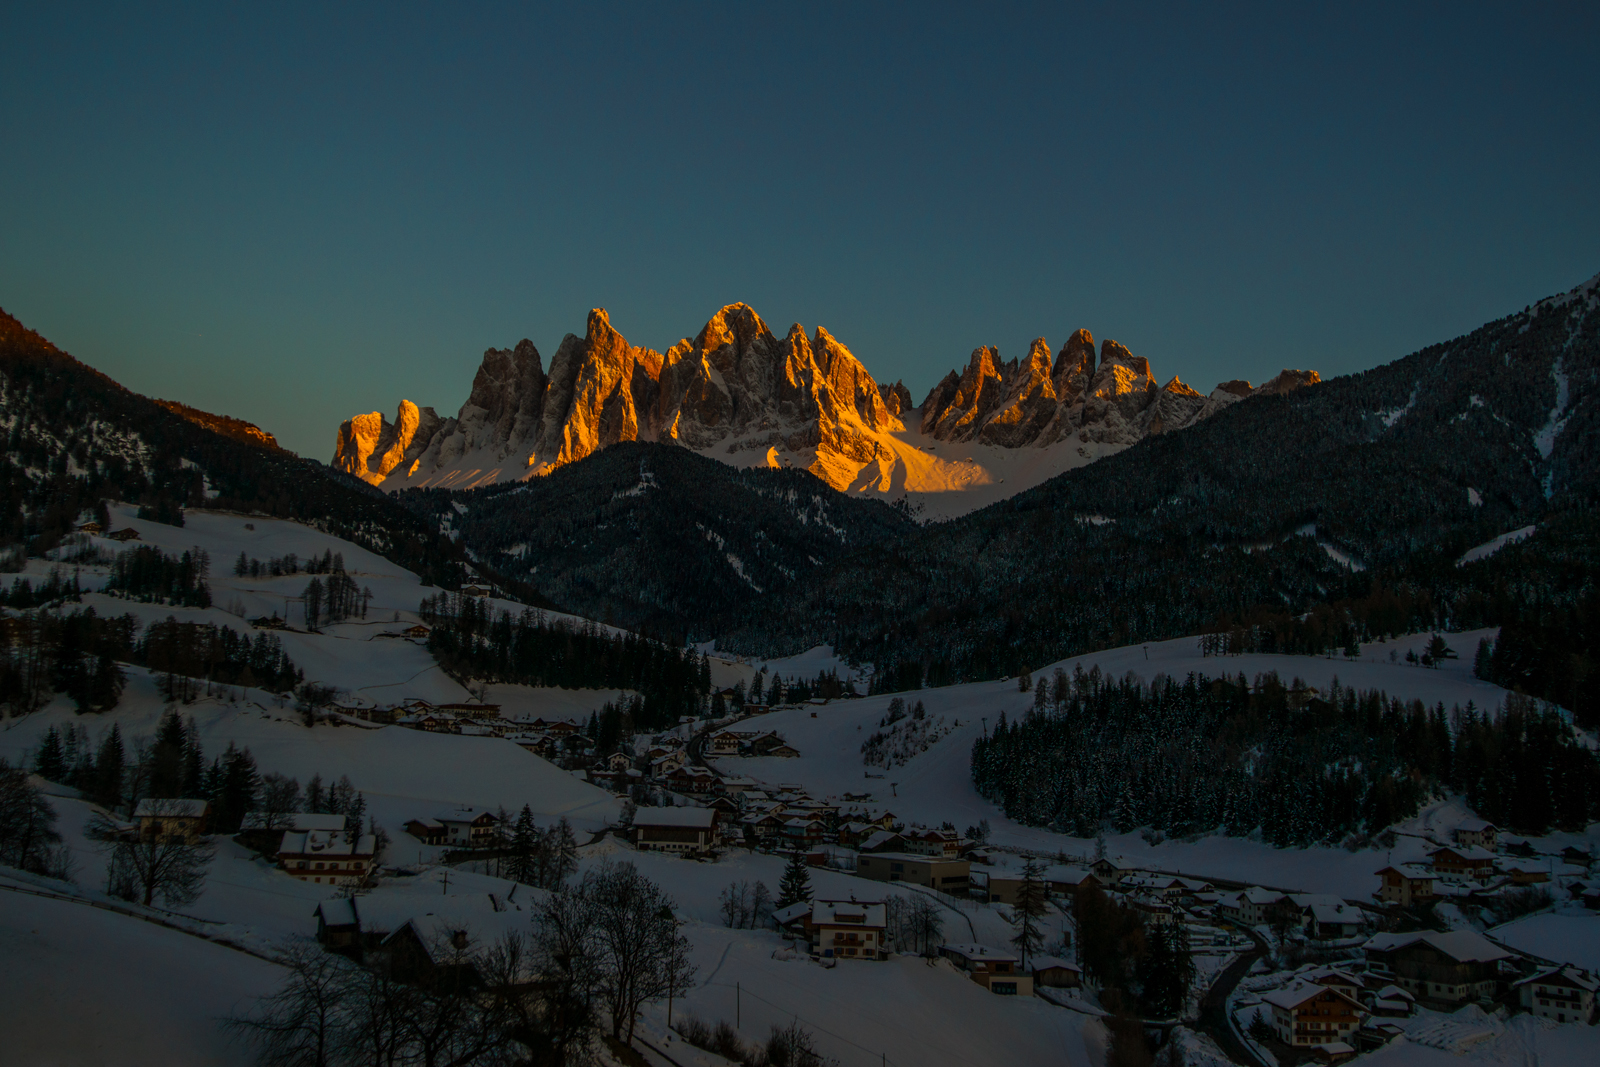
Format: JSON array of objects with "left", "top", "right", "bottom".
[{"left": 1, "top": 507, "right": 1597, "bottom": 1067}]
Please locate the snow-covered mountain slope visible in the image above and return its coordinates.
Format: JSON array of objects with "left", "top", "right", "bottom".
[
  {"left": 331, "top": 304, "right": 1316, "bottom": 517},
  {"left": 712, "top": 628, "right": 1571, "bottom": 901}
]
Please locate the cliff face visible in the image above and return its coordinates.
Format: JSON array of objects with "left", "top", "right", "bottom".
[
  {"left": 918, "top": 330, "right": 1319, "bottom": 448},
  {"left": 333, "top": 307, "right": 1318, "bottom": 499}
]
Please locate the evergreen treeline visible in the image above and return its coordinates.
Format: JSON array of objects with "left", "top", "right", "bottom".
[
  {"left": 0, "top": 607, "right": 301, "bottom": 716},
  {"left": 420, "top": 591, "right": 711, "bottom": 730},
  {"left": 1474, "top": 583, "right": 1599, "bottom": 726},
  {"left": 397, "top": 441, "right": 912, "bottom": 639},
  {"left": 103, "top": 544, "right": 212, "bottom": 607},
  {"left": 34, "top": 710, "right": 263, "bottom": 830},
  {"left": 972, "top": 667, "right": 1600, "bottom": 841}
]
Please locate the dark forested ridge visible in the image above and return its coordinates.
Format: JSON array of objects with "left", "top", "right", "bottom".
[
  {"left": 0, "top": 308, "right": 476, "bottom": 590},
  {"left": 710, "top": 272, "right": 1600, "bottom": 704},
  {"left": 397, "top": 442, "right": 914, "bottom": 638},
  {"left": 973, "top": 666, "right": 1600, "bottom": 843}
]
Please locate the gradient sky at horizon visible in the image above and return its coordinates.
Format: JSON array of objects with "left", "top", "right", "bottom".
[{"left": 3, "top": 3, "right": 1598, "bottom": 458}]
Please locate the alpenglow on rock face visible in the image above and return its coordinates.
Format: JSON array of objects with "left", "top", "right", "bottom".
[
  {"left": 333, "top": 305, "right": 1318, "bottom": 512},
  {"left": 919, "top": 331, "right": 1320, "bottom": 448}
]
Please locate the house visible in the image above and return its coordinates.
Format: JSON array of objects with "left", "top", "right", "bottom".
[
  {"left": 1514, "top": 965, "right": 1597, "bottom": 1024},
  {"left": 781, "top": 817, "right": 826, "bottom": 848},
  {"left": 899, "top": 828, "right": 963, "bottom": 859},
  {"left": 76, "top": 521, "right": 103, "bottom": 534},
  {"left": 1452, "top": 819, "right": 1498, "bottom": 851},
  {"left": 855, "top": 852, "right": 970, "bottom": 893},
  {"left": 806, "top": 898, "right": 889, "bottom": 960},
  {"left": 278, "top": 829, "right": 378, "bottom": 886},
  {"left": 1129, "top": 894, "right": 1178, "bottom": 925},
  {"left": 460, "top": 585, "right": 492, "bottom": 597},
  {"left": 748, "top": 733, "right": 800, "bottom": 758},
  {"left": 858, "top": 830, "right": 905, "bottom": 854},
  {"left": 1032, "top": 956, "right": 1082, "bottom": 989},
  {"left": 706, "top": 730, "right": 752, "bottom": 757},
  {"left": 1305, "top": 903, "right": 1365, "bottom": 941},
  {"left": 403, "top": 624, "right": 431, "bottom": 638},
  {"left": 835, "top": 821, "right": 876, "bottom": 849},
  {"left": 107, "top": 527, "right": 141, "bottom": 541},
  {"left": 438, "top": 809, "right": 500, "bottom": 849},
  {"left": 1216, "top": 886, "right": 1285, "bottom": 926},
  {"left": 938, "top": 944, "right": 1034, "bottom": 995},
  {"left": 632, "top": 807, "right": 720, "bottom": 855},
  {"left": 1368, "top": 985, "right": 1415, "bottom": 1017},
  {"left": 433, "top": 703, "right": 501, "bottom": 718},
  {"left": 238, "top": 811, "right": 347, "bottom": 853},
  {"left": 1428, "top": 845, "right": 1497, "bottom": 881},
  {"left": 381, "top": 918, "right": 482, "bottom": 989},
  {"left": 1263, "top": 980, "right": 1365, "bottom": 1048},
  {"left": 1375, "top": 864, "right": 1436, "bottom": 906},
  {"left": 313, "top": 897, "right": 363, "bottom": 951},
  {"left": 133, "top": 798, "right": 209, "bottom": 844},
  {"left": 251, "top": 614, "right": 288, "bottom": 630},
  {"left": 405, "top": 818, "right": 447, "bottom": 845},
  {"left": 1498, "top": 862, "right": 1551, "bottom": 886},
  {"left": 1045, "top": 865, "right": 1101, "bottom": 895},
  {"left": 1090, "top": 856, "right": 1129, "bottom": 882},
  {"left": 664, "top": 765, "right": 718, "bottom": 794},
  {"left": 1362, "top": 930, "right": 1511, "bottom": 1006},
  {"left": 1303, "top": 967, "right": 1364, "bottom": 1002}
]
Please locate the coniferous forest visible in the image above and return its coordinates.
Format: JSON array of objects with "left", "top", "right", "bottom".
[
  {"left": 419, "top": 591, "right": 711, "bottom": 729},
  {"left": 971, "top": 666, "right": 1600, "bottom": 843}
]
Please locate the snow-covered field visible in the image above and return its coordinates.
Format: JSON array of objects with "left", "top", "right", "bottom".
[
  {"left": 0, "top": 889, "right": 284, "bottom": 1066},
  {"left": 1492, "top": 911, "right": 1600, "bottom": 973},
  {"left": 716, "top": 627, "right": 1600, "bottom": 901}
]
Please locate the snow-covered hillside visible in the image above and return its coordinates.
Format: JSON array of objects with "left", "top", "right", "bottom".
[{"left": 715, "top": 628, "right": 1598, "bottom": 900}]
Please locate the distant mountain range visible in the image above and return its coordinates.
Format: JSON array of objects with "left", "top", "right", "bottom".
[{"left": 332, "top": 304, "right": 1318, "bottom": 517}]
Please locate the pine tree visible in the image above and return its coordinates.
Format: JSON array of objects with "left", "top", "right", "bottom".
[
  {"left": 345, "top": 792, "right": 366, "bottom": 843},
  {"left": 777, "top": 850, "right": 812, "bottom": 908},
  {"left": 304, "top": 773, "right": 324, "bottom": 814},
  {"left": 550, "top": 817, "right": 578, "bottom": 887},
  {"left": 234, "top": 551, "right": 249, "bottom": 577},
  {"left": 34, "top": 727, "right": 66, "bottom": 782},
  {"left": 508, "top": 804, "right": 537, "bottom": 883},
  {"left": 94, "top": 725, "right": 125, "bottom": 811},
  {"left": 1009, "top": 857, "right": 1049, "bottom": 968}
]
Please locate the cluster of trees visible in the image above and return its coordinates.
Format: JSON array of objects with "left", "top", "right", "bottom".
[
  {"left": 675, "top": 1016, "right": 837, "bottom": 1067},
  {"left": 102, "top": 545, "right": 212, "bottom": 607},
  {"left": 233, "top": 860, "right": 695, "bottom": 1065},
  {"left": 141, "top": 616, "right": 304, "bottom": 700},
  {"left": 1074, "top": 885, "right": 1194, "bottom": 1023},
  {"left": 0, "top": 757, "right": 70, "bottom": 878},
  {"left": 497, "top": 808, "right": 578, "bottom": 889},
  {"left": 303, "top": 570, "right": 371, "bottom": 631},
  {"left": 718, "top": 878, "right": 774, "bottom": 929},
  {"left": 1476, "top": 594, "right": 1600, "bottom": 727},
  {"left": 397, "top": 441, "right": 911, "bottom": 642},
  {"left": 247, "top": 768, "right": 383, "bottom": 851},
  {"left": 0, "top": 606, "right": 302, "bottom": 717},
  {"left": 420, "top": 593, "right": 712, "bottom": 731},
  {"left": 35, "top": 711, "right": 275, "bottom": 832},
  {"left": 882, "top": 893, "right": 945, "bottom": 956},
  {"left": 974, "top": 666, "right": 1600, "bottom": 841},
  {"left": 860, "top": 696, "right": 950, "bottom": 769},
  {"left": 234, "top": 548, "right": 346, "bottom": 579},
  {"left": 1, "top": 567, "right": 82, "bottom": 608}
]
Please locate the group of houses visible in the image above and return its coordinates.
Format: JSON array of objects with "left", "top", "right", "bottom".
[
  {"left": 122, "top": 801, "right": 380, "bottom": 889},
  {"left": 1245, "top": 928, "right": 1598, "bottom": 1060},
  {"left": 767, "top": 894, "right": 1081, "bottom": 997},
  {"left": 1373, "top": 818, "right": 1595, "bottom": 910}
]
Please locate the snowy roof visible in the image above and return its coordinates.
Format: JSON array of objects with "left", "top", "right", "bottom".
[
  {"left": 631, "top": 807, "right": 716, "bottom": 829},
  {"left": 1429, "top": 844, "right": 1496, "bottom": 861},
  {"left": 1043, "top": 864, "right": 1097, "bottom": 884},
  {"left": 1375, "top": 863, "right": 1434, "bottom": 879},
  {"left": 859, "top": 830, "right": 903, "bottom": 850},
  {"left": 1240, "top": 886, "right": 1285, "bottom": 904},
  {"left": 1374, "top": 985, "right": 1412, "bottom": 1001},
  {"left": 280, "top": 831, "right": 377, "bottom": 858},
  {"left": 1363, "top": 929, "right": 1510, "bottom": 964},
  {"left": 1309, "top": 903, "right": 1361, "bottom": 924},
  {"left": 1514, "top": 965, "right": 1599, "bottom": 992},
  {"left": 1263, "top": 980, "right": 1358, "bottom": 1011},
  {"left": 1455, "top": 817, "right": 1494, "bottom": 832},
  {"left": 1030, "top": 956, "right": 1081, "bottom": 973},
  {"left": 315, "top": 898, "right": 359, "bottom": 928},
  {"left": 861, "top": 851, "right": 961, "bottom": 864},
  {"left": 771, "top": 902, "right": 811, "bottom": 926},
  {"left": 240, "top": 812, "right": 347, "bottom": 832},
  {"left": 940, "top": 943, "right": 1018, "bottom": 965},
  {"left": 813, "top": 899, "right": 886, "bottom": 928},
  {"left": 133, "top": 798, "right": 209, "bottom": 819}
]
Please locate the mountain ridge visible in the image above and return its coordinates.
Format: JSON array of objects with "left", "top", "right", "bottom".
[{"left": 333, "top": 305, "right": 1319, "bottom": 515}]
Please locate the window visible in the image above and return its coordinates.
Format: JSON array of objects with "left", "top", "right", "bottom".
[{"left": 993, "top": 982, "right": 1017, "bottom": 995}]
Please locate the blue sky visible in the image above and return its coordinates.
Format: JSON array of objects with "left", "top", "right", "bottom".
[{"left": 3, "top": 3, "right": 1597, "bottom": 458}]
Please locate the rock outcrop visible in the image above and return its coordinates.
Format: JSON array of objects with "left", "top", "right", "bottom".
[
  {"left": 333, "top": 307, "right": 1319, "bottom": 497},
  {"left": 917, "top": 330, "right": 1321, "bottom": 448}
]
